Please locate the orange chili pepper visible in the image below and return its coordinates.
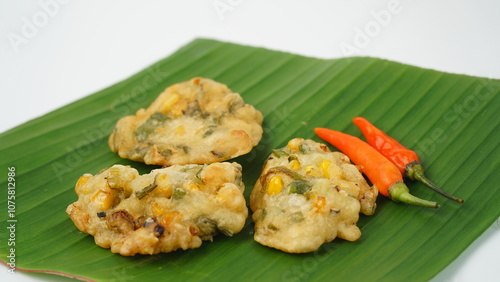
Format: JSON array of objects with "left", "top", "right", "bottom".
[
  {"left": 315, "top": 127, "right": 439, "bottom": 208},
  {"left": 352, "top": 117, "right": 463, "bottom": 203}
]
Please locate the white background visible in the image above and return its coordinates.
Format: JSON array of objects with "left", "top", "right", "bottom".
[{"left": 1, "top": 0, "right": 499, "bottom": 281}]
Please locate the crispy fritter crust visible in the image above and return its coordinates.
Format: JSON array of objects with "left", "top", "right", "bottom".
[
  {"left": 66, "top": 163, "right": 247, "bottom": 256},
  {"left": 250, "top": 138, "right": 377, "bottom": 253},
  {"left": 108, "top": 77, "right": 263, "bottom": 166}
]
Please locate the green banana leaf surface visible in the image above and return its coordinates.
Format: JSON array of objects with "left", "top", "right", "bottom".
[{"left": 1, "top": 38, "right": 499, "bottom": 281}]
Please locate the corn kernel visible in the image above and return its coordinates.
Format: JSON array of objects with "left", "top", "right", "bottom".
[
  {"left": 90, "top": 190, "right": 113, "bottom": 210},
  {"left": 160, "top": 211, "right": 181, "bottom": 227},
  {"left": 152, "top": 203, "right": 166, "bottom": 216},
  {"left": 320, "top": 160, "right": 331, "bottom": 178},
  {"left": 172, "top": 109, "right": 183, "bottom": 117},
  {"left": 154, "top": 174, "right": 173, "bottom": 197},
  {"left": 158, "top": 174, "right": 168, "bottom": 181},
  {"left": 314, "top": 196, "right": 327, "bottom": 212},
  {"left": 160, "top": 93, "right": 180, "bottom": 111},
  {"left": 267, "top": 176, "right": 284, "bottom": 195},
  {"left": 290, "top": 159, "right": 300, "bottom": 170},
  {"left": 305, "top": 165, "right": 317, "bottom": 176},
  {"left": 174, "top": 126, "right": 186, "bottom": 136},
  {"left": 75, "top": 175, "right": 91, "bottom": 195},
  {"left": 155, "top": 185, "right": 172, "bottom": 198},
  {"left": 187, "top": 183, "right": 200, "bottom": 190},
  {"left": 76, "top": 175, "right": 90, "bottom": 187},
  {"left": 287, "top": 139, "right": 299, "bottom": 151}
]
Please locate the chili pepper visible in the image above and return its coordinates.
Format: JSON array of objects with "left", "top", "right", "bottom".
[
  {"left": 352, "top": 117, "right": 463, "bottom": 203},
  {"left": 314, "top": 127, "right": 439, "bottom": 208},
  {"left": 135, "top": 175, "right": 158, "bottom": 200}
]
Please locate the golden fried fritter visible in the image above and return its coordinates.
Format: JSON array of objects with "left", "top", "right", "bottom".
[
  {"left": 250, "top": 138, "right": 377, "bottom": 253},
  {"left": 66, "top": 163, "right": 247, "bottom": 256},
  {"left": 108, "top": 77, "right": 263, "bottom": 166}
]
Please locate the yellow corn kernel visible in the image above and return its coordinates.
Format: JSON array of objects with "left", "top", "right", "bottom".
[
  {"left": 158, "top": 173, "right": 168, "bottom": 182},
  {"left": 314, "top": 196, "right": 327, "bottom": 213},
  {"left": 290, "top": 159, "right": 300, "bottom": 170},
  {"left": 152, "top": 202, "right": 166, "bottom": 216},
  {"left": 305, "top": 165, "right": 317, "bottom": 176},
  {"left": 160, "top": 211, "right": 181, "bottom": 227},
  {"left": 267, "top": 176, "right": 284, "bottom": 195},
  {"left": 154, "top": 174, "right": 173, "bottom": 197},
  {"left": 155, "top": 185, "right": 172, "bottom": 198},
  {"left": 90, "top": 190, "right": 113, "bottom": 210},
  {"left": 174, "top": 126, "right": 186, "bottom": 136},
  {"left": 160, "top": 93, "right": 180, "bottom": 111},
  {"left": 172, "top": 109, "right": 183, "bottom": 118},
  {"left": 76, "top": 175, "right": 90, "bottom": 187},
  {"left": 320, "top": 160, "right": 331, "bottom": 178},
  {"left": 187, "top": 182, "right": 200, "bottom": 190},
  {"left": 287, "top": 139, "right": 300, "bottom": 151},
  {"left": 75, "top": 175, "right": 91, "bottom": 195},
  {"left": 101, "top": 194, "right": 114, "bottom": 210}
]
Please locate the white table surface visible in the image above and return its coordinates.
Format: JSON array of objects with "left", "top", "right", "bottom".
[{"left": 1, "top": 1, "right": 499, "bottom": 281}]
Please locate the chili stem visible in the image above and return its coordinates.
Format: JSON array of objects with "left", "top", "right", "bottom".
[{"left": 406, "top": 162, "right": 464, "bottom": 203}]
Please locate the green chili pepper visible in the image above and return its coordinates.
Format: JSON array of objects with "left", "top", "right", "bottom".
[
  {"left": 288, "top": 180, "right": 312, "bottom": 195},
  {"left": 173, "top": 188, "right": 186, "bottom": 200},
  {"left": 134, "top": 112, "right": 169, "bottom": 141},
  {"left": 135, "top": 176, "right": 158, "bottom": 199},
  {"left": 272, "top": 149, "right": 289, "bottom": 158}
]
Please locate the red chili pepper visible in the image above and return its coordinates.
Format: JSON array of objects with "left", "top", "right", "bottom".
[
  {"left": 314, "top": 127, "right": 439, "bottom": 208},
  {"left": 352, "top": 117, "right": 463, "bottom": 203}
]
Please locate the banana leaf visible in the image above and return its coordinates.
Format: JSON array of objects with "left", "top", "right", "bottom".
[{"left": 0, "top": 38, "right": 499, "bottom": 282}]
